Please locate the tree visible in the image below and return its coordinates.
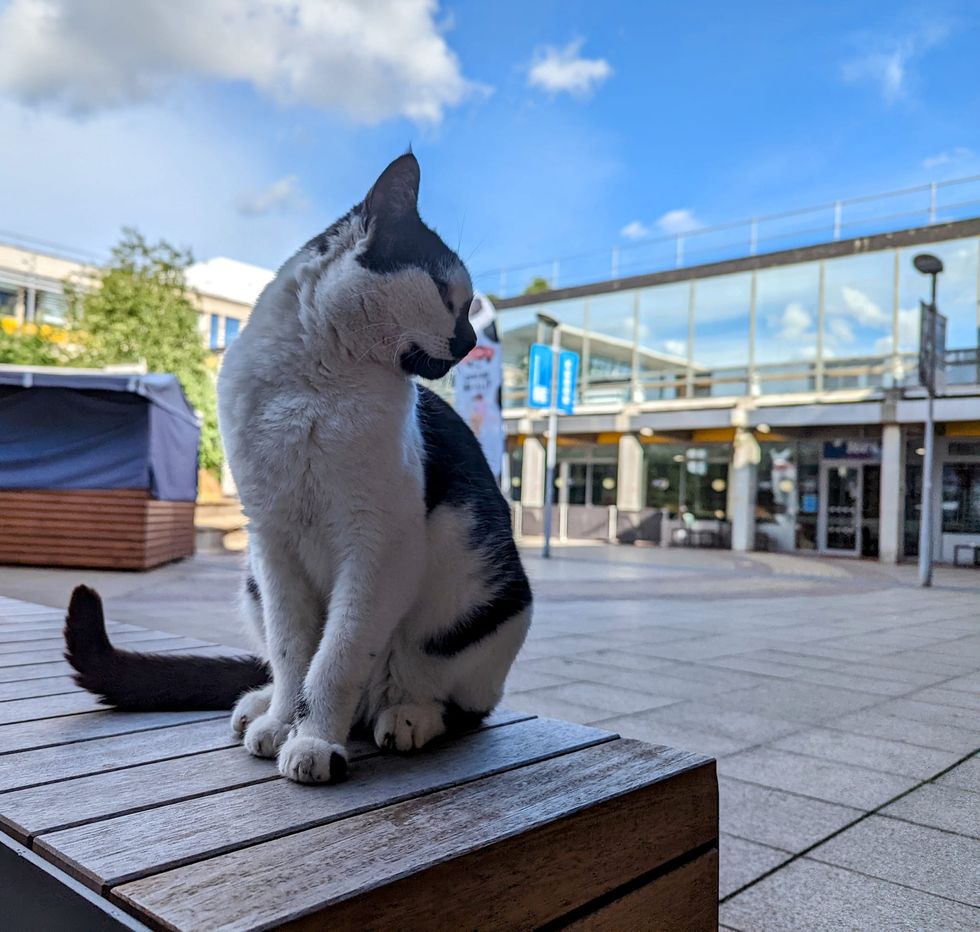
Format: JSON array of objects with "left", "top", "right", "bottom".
[
  {"left": 0, "top": 321, "right": 65, "bottom": 366},
  {"left": 523, "top": 276, "right": 552, "bottom": 295},
  {"left": 67, "top": 229, "right": 222, "bottom": 472}
]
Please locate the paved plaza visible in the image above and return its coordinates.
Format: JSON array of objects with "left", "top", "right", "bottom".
[{"left": 1, "top": 546, "right": 977, "bottom": 928}]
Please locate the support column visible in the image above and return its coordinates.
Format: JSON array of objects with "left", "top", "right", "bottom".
[
  {"left": 521, "top": 437, "right": 546, "bottom": 507},
  {"left": 730, "top": 428, "right": 760, "bottom": 552},
  {"left": 878, "top": 424, "right": 903, "bottom": 564},
  {"left": 617, "top": 434, "right": 645, "bottom": 512}
]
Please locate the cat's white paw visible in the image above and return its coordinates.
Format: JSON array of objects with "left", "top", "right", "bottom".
[
  {"left": 374, "top": 702, "right": 446, "bottom": 752},
  {"left": 243, "top": 712, "right": 291, "bottom": 758},
  {"left": 278, "top": 735, "right": 348, "bottom": 784},
  {"left": 231, "top": 686, "right": 273, "bottom": 739}
]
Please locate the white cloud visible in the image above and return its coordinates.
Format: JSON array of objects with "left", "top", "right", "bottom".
[
  {"left": 838, "top": 285, "right": 890, "bottom": 328},
  {"left": 827, "top": 317, "right": 856, "bottom": 346},
  {"left": 656, "top": 208, "right": 701, "bottom": 235},
  {"left": 0, "top": 0, "right": 476, "bottom": 123},
  {"left": 662, "top": 339, "right": 687, "bottom": 357},
  {"left": 771, "top": 302, "right": 814, "bottom": 342},
  {"left": 922, "top": 146, "right": 974, "bottom": 171},
  {"left": 237, "top": 175, "right": 306, "bottom": 217},
  {"left": 528, "top": 40, "right": 612, "bottom": 98},
  {"left": 620, "top": 220, "right": 650, "bottom": 240},
  {"left": 841, "top": 25, "right": 949, "bottom": 104}
]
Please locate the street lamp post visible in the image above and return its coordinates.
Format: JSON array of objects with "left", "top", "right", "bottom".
[
  {"left": 538, "top": 312, "right": 560, "bottom": 559},
  {"left": 913, "top": 253, "right": 943, "bottom": 588}
]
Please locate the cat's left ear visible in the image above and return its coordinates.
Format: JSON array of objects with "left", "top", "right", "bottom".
[{"left": 363, "top": 153, "right": 420, "bottom": 223}]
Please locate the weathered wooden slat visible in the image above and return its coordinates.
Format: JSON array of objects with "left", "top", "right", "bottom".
[
  {"left": 0, "top": 691, "right": 107, "bottom": 726},
  {"left": 1, "top": 710, "right": 529, "bottom": 847},
  {"left": 561, "top": 848, "right": 718, "bottom": 931},
  {"left": 0, "top": 717, "right": 237, "bottom": 795},
  {"left": 0, "top": 629, "right": 193, "bottom": 655},
  {"left": 110, "top": 740, "right": 715, "bottom": 931},
  {"left": 0, "top": 675, "right": 80, "bottom": 701},
  {"left": 39, "top": 716, "right": 612, "bottom": 892},
  {"left": 0, "top": 619, "right": 142, "bottom": 641},
  {"left": 0, "top": 660, "right": 76, "bottom": 683},
  {"left": 0, "top": 709, "right": 227, "bottom": 760},
  {"left": 0, "top": 636, "right": 212, "bottom": 668}
]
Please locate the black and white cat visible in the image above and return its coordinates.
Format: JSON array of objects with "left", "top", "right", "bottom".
[{"left": 65, "top": 153, "right": 533, "bottom": 784}]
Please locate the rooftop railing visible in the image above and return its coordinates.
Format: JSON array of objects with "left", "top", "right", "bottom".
[{"left": 476, "top": 174, "right": 980, "bottom": 299}]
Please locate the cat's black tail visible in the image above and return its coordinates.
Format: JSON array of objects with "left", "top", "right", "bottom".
[{"left": 64, "top": 585, "right": 270, "bottom": 711}]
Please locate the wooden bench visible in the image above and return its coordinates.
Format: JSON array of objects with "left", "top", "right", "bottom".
[{"left": 0, "top": 595, "right": 718, "bottom": 930}]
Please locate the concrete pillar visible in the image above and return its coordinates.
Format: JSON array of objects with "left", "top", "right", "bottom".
[
  {"left": 878, "top": 424, "right": 903, "bottom": 563},
  {"left": 617, "top": 434, "right": 645, "bottom": 512},
  {"left": 521, "top": 437, "right": 546, "bottom": 507},
  {"left": 730, "top": 428, "right": 760, "bottom": 552}
]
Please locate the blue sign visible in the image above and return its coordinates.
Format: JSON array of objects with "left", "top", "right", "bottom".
[
  {"left": 557, "top": 350, "right": 579, "bottom": 414},
  {"left": 527, "top": 344, "right": 580, "bottom": 412},
  {"left": 528, "top": 343, "right": 552, "bottom": 408}
]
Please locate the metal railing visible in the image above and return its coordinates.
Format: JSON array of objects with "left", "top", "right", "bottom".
[{"left": 476, "top": 174, "right": 980, "bottom": 298}]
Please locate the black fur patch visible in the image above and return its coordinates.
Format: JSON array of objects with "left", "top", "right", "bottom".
[
  {"left": 400, "top": 346, "right": 456, "bottom": 381},
  {"left": 294, "top": 694, "right": 311, "bottom": 722},
  {"left": 416, "top": 387, "right": 532, "bottom": 656},
  {"left": 245, "top": 575, "right": 261, "bottom": 601}
]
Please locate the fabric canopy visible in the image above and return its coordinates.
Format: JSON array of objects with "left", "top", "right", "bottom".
[{"left": 0, "top": 369, "right": 200, "bottom": 501}]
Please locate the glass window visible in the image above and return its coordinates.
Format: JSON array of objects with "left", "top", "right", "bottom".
[
  {"left": 644, "top": 444, "right": 683, "bottom": 511},
  {"left": 585, "top": 292, "right": 634, "bottom": 404},
  {"left": 756, "top": 442, "right": 798, "bottom": 551},
  {"left": 692, "top": 273, "right": 752, "bottom": 396},
  {"left": 823, "top": 252, "right": 895, "bottom": 360},
  {"left": 0, "top": 287, "right": 17, "bottom": 316},
  {"left": 225, "top": 317, "right": 241, "bottom": 345},
  {"left": 209, "top": 314, "right": 221, "bottom": 350},
  {"left": 643, "top": 443, "right": 730, "bottom": 518},
  {"left": 796, "top": 440, "right": 821, "bottom": 550},
  {"left": 637, "top": 283, "right": 691, "bottom": 400},
  {"left": 942, "top": 463, "right": 980, "bottom": 533},
  {"left": 754, "top": 262, "right": 821, "bottom": 393},
  {"left": 36, "top": 290, "right": 66, "bottom": 325},
  {"left": 899, "top": 237, "right": 979, "bottom": 354},
  {"left": 506, "top": 440, "right": 523, "bottom": 502}
]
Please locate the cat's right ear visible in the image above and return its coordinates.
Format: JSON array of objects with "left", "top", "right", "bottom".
[{"left": 363, "top": 153, "right": 420, "bottom": 224}]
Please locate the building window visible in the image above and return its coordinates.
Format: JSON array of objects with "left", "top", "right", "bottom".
[
  {"left": 225, "top": 317, "right": 240, "bottom": 345},
  {"left": 0, "top": 286, "right": 18, "bottom": 316},
  {"left": 36, "top": 290, "right": 67, "bottom": 325},
  {"left": 942, "top": 463, "right": 980, "bottom": 534},
  {"left": 209, "top": 314, "right": 221, "bottom": 349}
]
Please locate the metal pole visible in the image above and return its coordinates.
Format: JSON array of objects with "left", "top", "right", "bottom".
[
  {"left": 542, "top": 322, "right": 561, "bottom": 558},
  {"left": 918, "top": 273, "right": 938, "bottom": 587}
]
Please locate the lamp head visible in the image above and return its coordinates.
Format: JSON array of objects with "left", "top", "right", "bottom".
[{"left": 913, "top": 253, "right": 944, "bottom": 276}]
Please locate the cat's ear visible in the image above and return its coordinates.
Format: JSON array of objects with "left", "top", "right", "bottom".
[{"left": 363, "top": 153, "right": 420, "bottom": 223}]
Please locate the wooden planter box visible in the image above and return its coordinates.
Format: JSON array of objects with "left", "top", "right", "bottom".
[{"left": 0, "top": 489, "right": 195, "bottom": 570}]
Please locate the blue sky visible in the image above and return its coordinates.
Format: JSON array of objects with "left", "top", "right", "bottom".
[{"left": 0, "top": 0, "right": 978, "bottom": 293}]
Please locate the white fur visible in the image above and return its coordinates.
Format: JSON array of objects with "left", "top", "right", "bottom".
[{"left": 218, "top": 189, "right": 530, "bottom": 783}]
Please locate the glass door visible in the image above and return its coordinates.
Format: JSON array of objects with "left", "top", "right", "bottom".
[{"left": 819, "top": 464, "right": 862, "bottom": 555}]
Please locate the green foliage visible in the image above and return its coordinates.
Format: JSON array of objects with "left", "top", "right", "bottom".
[
  {"left": 0, "top": 324, "right": 65, "bottom": 366},
  {"left": 523, "top": 276, "right": 552, "bottom": 295},
  {"left": 68, "top": 229, "right": 222, "bottom": 471}
]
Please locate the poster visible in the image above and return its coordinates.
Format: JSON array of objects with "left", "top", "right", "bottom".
[{"left": 454, "top": 291, "right": 504, "bottom": 480}]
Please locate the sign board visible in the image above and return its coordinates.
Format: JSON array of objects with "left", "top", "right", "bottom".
[
  {"left": 454, "top": 293, "right": 504, "bottom": 479},
  {"left": 527, "top": 343, "right": 580, "bottom": 413},
  {"left": 557, "top": 350, "right": 579, "bottom": 414},
  {"left": 528, "top": 343, "right": 552, "bottom": 409},
  {"left": 823, "top": 440, "right": 881, "bottom": 461},
  {"left": 918, "top": 300, "right": 947, "bottom": 395}
]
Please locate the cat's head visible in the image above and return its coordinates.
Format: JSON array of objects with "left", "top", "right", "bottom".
[{"left": 296, "top": 153, "right": 475, "bottom": 381}]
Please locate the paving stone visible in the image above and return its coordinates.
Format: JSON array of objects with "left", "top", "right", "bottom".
[
  {"left": 828, "top": 660, "right": 949, "bottom": 687},
  {"left": 502, "top": 667, "right": 570, "bottom": 693},
  {"left": 937, "top": 756, "right": 980, "bottom": 794},
  {"left": 882, "top": 783, "right": 980, "bottom": 838},
  {"left": 719, "top": 777, "right": 861, "bottom": 851},
  {"left": 872, "top": 697, "right": 980, "bottom": 732},
  {"left": 498, "top": 691, "right": 616, "bottom": 725},
  {"left": 771, "top": 727, "right": 961, "bottom": 779},
  {"left": 721, "top": 858, "right": 980, "bottom": 931},
  {"left": 719, "top": 747, "right": 916, "bottom": 809},
  {"left": 941, "top": 671, "right": 980, "bottom": 693},
  {"left": 857, "top": 650, "right": 977, "bottom": 677},
  {"left": 510, "top": 680, "right": 678, "bottom": 716},
  {"left": 703, "top": 679, "right": 883, "bottom": 725},
  {"left": 832, "top": 709, "right": 980, "bottom": 753},
  {"left": 571, "top": 648, "right": 677, "bottom": 673},
  {"left": 906, "top": 685, "right": 980, "bottom": 712},
  {"left": 810, "top": 815, "right": 980, "bottom": 904},
  {"left": 719, "top": 833, "right": 790, "bottom": 898}
]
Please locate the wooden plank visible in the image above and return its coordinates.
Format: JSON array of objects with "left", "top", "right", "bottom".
[
  {"left": 1, "top": 710, "right": 530, "bottom": 843},
  {"left": 0, "top": 636, "right": 212, "bottom": 667},
  {"left": 0, "top": 620, "right": 143, "bottom": 641},
  {"left": 0, "top": 717, "right": 237, "bottom": 794},
  {"left": 38, "top": 716, "right": 611, "bottom": 891},
  {"left": 0, "top": 675, "right": 80, "bottom": 701},
  {"left": 0, "top": 691, "right": 106, "bottom": 726},
  {"left": 0, "top": 708, "right": 227, "bottom": 760},
  {"left": 0, "top": 489, "right": 150, "bottom": 504},
  {"left": 0, "top": 629, "right": 192, "bottom": 654},
  {"left": 111, "top": 740, "right": 715, "bottom": 931},
  {"left": 561, "top": 848, "right": 718, "bottom": 931},
  {"left": 0, "top": 660, "right": 77, "bottom": 683}
]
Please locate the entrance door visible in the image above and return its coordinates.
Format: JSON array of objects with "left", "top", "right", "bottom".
[{"left": 819, "top": 464, "right": 862, "bottom": 555}]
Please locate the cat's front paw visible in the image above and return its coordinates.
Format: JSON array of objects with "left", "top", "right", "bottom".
[
  {"left": 231, "top": 686, "right": 273, "bottom": 739},
  {"left": 243, "top": 712, "right": 291, "bottom": 758},
  {"left": 374, "top": 702, "right": 446, "bottom": 752},
  {"left": 278, "top": 735, "right": 348, "bottom": 784}
]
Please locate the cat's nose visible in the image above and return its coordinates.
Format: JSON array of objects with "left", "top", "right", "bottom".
[{"left": 450, "top": 312, "right": 477, "bottom": 359}]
